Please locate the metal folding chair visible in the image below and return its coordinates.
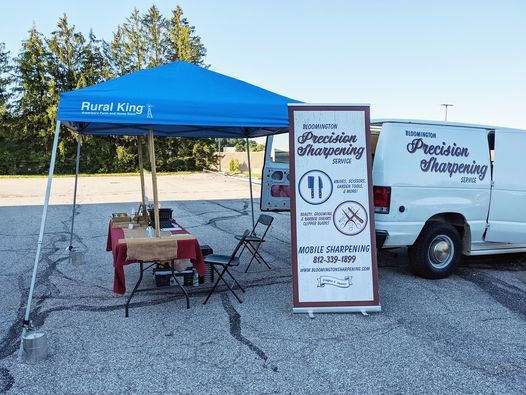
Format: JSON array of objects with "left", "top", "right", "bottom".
[
  {"left": 236, "top": 214, "right": 274, "bottom": 273},
  {"left": 203, "top": 230, "right": 249, "bottom": 304}
]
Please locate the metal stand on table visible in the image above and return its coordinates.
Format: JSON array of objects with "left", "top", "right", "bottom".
[{"left": 125, "top": 262, "right": 191, "bottom": 317}]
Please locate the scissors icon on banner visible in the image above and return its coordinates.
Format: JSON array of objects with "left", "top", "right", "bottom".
[
  {"left": 343, "top": 207, "right": 364, "bottom": 228},
  {"left": 333, "top": 200, "right": 368, "bottom": 236}
]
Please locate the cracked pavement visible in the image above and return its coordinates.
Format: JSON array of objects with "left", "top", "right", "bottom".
[{"left": 0, "top": 173, "right": 525, "bottom": 394}]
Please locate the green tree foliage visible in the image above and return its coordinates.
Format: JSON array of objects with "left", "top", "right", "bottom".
[
  {"left": 164, "top": 6, "right": 207, "bottom": 65},
  {"left": 229, "top": 159, "right": 241, "bottom": 174},
  {"left": 217, "top": 138, "right": 265, "bottom": 153},
  {"left": 144, "top": 5, "right": 165, "bottom": 68},
  {"left": 228, "top": 139, "right": 265, "bottom": 152},
  {"left": 0, "top": 5, "right": 214, "bottom": 175},
  {"left": 0, "top": 43, "right": 11, "bottom": 117},
  {"left": 216, "top": 138, "right": 265, "bottom": 152},
  {"left": 47, "top": 15, "right": 114, "bottom": 173},
  {"left": 0, "top": 43, "right": 14, "bottom": 172},
  {"left": 8, "top": 27, "right": 55, "bottom": 174}
]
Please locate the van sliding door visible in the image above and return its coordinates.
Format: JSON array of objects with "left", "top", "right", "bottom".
[
  {"left": 260, "top": 133, "right": 291, "bottom": 211},
  {"left": 485, "top": 129, "right": 526, "bottom": 243}
]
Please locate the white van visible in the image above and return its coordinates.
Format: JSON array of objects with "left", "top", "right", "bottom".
[{"left": 261, "top": 119, "right": 526, "bottom": 278}]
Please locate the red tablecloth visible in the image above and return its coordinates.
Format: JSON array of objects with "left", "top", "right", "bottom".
[{"left": 106, "top": 222, "right": 205, "bottom": 294}]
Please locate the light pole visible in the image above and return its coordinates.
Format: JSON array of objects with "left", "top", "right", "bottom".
[{"left": 441, "top": 103, "right": 454, "bottom": 121}]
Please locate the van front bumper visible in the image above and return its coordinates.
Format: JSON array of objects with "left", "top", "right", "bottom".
[{"left": 376, "top": 230, "right": 388, "bottom": 248}]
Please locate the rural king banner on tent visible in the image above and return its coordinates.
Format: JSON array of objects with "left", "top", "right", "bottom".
[{"left": 288, "top": 105, "right": 380, "bottom": 313}]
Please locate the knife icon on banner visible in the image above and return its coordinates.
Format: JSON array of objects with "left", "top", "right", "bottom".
[
  {"left": 318, "top": 176, "right": 323, "bottom": 199},
  {"left": 308, "top": 176, "right": 315, "bottom": 199}
]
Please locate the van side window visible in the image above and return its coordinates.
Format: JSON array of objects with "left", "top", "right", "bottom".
[
  {"left": 270, "top": 133, "right": 289, "bottom": 163},
  {"left": 370, "top": 124, "right": 382, "bottom": 161},
  {"left": 487, "top": 131, "right": 495, "bottom": 177}
]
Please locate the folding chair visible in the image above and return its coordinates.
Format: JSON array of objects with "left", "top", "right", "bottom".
[
  {"left": 203, "top": 230, "right": 249, "bottom": 304},
  {"left": 236, "top": 214, "right": 274, "bottom": 273}
]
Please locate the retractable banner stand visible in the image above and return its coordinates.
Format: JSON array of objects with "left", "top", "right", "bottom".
[{"left": 289, "top": 105, "right": 380, "bottom": 314}]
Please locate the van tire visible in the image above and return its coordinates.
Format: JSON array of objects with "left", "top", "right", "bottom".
[{"left": 408, "top": 222, "right": 461, "bottom": 279}]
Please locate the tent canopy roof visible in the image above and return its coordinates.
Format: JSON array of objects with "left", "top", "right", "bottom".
[{"left": 57, "top": 61, "right": 300, "bottom": 138}]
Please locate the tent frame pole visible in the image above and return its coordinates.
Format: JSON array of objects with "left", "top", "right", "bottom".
[
  {"left": 137, "top": 137, "right": 146, "bottom": 206},
  {"left": 68, "top": 133, "right": 82, "bottom": 250},
  {"left": 19, "top": 120, "right": 61, "bottom": 362},
  {"left": 246, "top": 136, "right": 255, "bottom": 229},
  {"left": 147, "top": 130, "right": 161, "bottom": 237}
]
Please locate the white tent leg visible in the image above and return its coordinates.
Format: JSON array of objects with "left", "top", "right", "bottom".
[
  {"left": 68, "top": 134, "right": 81, "bottom": 250},
  {"left": 246, "top": 137, "right": 255, "bottom": 229},
  {"left": 18, "top": 120, "right": 61, "bottom": 362}
]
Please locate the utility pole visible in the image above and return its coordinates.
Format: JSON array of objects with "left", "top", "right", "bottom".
[{"left": 441, "top": 104, "right": 454, "bottom": 121}]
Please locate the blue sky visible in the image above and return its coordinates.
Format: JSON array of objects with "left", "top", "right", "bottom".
[{"left": 1, "top": 0, "right": 525, "bottom": 128}]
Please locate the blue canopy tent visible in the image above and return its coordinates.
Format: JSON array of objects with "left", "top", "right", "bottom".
[
  {"left": 58, "top": 61, "right": 297, "bottom": 137},
  {"left": 21, "top": 61, "right": 299, "bottom": 361}
]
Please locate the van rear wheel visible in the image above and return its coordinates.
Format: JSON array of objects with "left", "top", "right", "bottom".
[{"left": 408, "top": 222, "right": 461, "bottom": 279}]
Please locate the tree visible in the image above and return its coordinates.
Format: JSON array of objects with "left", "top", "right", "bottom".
[
  {"left": 47, "top": 15, "right": 84, "bottom": 91},
  {"left": 11, "top": 20, "right": 114, "bottom": 174},
  {"left": 47, "top": 15, "right": 87, "bottom": 172},
  {"left": 232, "top": 139, "right": 265, "bottom": 152},
  {"left": 107, "top": 6, "right": 164, "bottom": 75},
  {"left": 0, "top": 42, "right": 12, "bottom": 117},
  {"left": 235, "top": 139, "right": 247, "bottom": 152},
  {"left": 82, "top": 30, "right": 111, "bottom": 85},
  {"left": 47, "top": 15, "right": 113, "bottom": 173},
  {"left": 0, "top": 42, "right": 14, "bottom": 173},
  {"left": 12, "top": 26, "right": 55, "bottom": 173},
  {"left": 122, "top": 8, "right": 148, "bottom": 72},
  {"left": 144, "top": 5, "right": 165, "bottom": 68},
  {"left": 106, "top": 26, "right": 128, "bottom": 77},
  {"left": 15, "top": 27, "right": 51, "bottom": 117},
  {"left": 1, "top": 5, "right": 213, "bottom": 175},
  {"left": 103, "top": 6, "right": 214, "bottom": 174},
  {"left": 164, "top": 6, "right": 207, "bottom": 65},
  {"left": 250, "top": 140, "right": 265, "bottom": 152}
]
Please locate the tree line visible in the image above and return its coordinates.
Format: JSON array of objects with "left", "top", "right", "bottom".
[{"left": 0, "top": 5, "right": 220, "bottom": 175}]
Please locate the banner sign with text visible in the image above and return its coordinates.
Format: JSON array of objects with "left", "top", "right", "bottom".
[{"left": 289, "top": 105, "right": 380, "bottom": 313}]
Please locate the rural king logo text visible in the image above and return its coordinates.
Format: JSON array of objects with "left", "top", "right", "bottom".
[
  {"left": 80, "top": 101, "right": 153, "bottom": 118},
  {"left": 296, "top": 123, "right": 365, "bottom": 161}
]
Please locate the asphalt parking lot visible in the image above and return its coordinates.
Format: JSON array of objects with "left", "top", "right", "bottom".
[{"left": 0, "top": 173, "right": 525, "bottom": 394}]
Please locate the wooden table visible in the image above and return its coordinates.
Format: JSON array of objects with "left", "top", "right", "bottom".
[{"left": 106, "top": 220, "right": 206, "bottom": 295}]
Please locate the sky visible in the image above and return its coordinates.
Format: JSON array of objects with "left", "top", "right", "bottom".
[{"left": 1, "top": 0, "right": 525, "bottom": 129}]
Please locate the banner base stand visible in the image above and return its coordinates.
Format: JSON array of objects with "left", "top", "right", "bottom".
[{"left": 293, "top": 305, "right": 381, "bottom": 314}]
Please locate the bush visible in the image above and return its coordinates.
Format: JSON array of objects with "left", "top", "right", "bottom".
[{"left": 229, "top": 159, "right": 240, "bottom": 174}]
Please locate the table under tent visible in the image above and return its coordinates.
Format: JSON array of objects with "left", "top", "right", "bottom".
[{"left": 20, "top": 61, "right": 299, "bottom": 360}]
